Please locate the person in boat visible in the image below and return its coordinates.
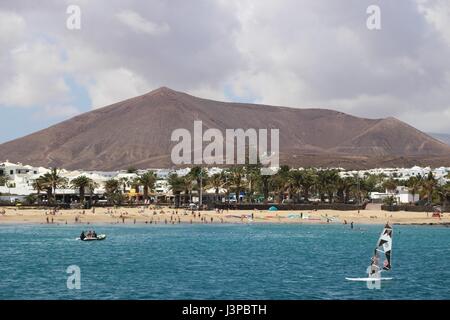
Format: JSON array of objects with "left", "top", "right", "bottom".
[
  {"left": 86, "top": 230, "right": 92, "bottom": 238},
  {"left": 92, "top": 230, "right": 97, "bottom": 238},
  {"left": 80, "top": 231, "right": 85, "bottom": 240}
]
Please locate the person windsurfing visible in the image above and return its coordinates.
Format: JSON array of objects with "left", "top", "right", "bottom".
[
  {"left": 378, "top": 223, "right": 392, "bottom": 270},
  {"left": 369, "top": 251, "right": 380, "bottom": 276}
]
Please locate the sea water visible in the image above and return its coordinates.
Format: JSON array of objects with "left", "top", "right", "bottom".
[{"left": 1, "top": 223, "right": 449, "bottom": 299}]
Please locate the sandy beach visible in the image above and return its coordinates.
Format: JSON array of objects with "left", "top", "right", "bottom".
[{"left": 0, "top": 206, "right": 449, "bottom": 226}]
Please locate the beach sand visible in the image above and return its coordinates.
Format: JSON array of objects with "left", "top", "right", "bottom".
[{"left": 0, "top": 206, "right": 449, "bottom": 226}]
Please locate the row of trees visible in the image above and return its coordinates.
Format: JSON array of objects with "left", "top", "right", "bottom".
[
  {"left": 102, "top": 171, "right": 157, "bottom": 205},
  {"left": 168, "top": 165, "right": 388, "bottom": 206},
  {"left": 4, "top": 165, "right": 450, "bottom": 208},
  {"left": 166, "top": 165, "right": 450, "bottom": 207},
  {"left": 29, "top": 169, "right": 157, "bottom": 205}
]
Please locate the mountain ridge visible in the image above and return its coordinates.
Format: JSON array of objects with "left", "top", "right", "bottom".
[{"left": 1, "top": 87, "right": 450, "bottom": 170}]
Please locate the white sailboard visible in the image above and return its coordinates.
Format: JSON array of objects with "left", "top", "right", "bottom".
[{"left": 346, "top": 223, "right": 393, "bottom": 281}]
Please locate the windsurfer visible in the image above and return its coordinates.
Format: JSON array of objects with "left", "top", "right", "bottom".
[
  {"left": 378, "top": 225, "right": 392, "bottom": 270},
  {"left": 369, "top": 251, "right": 380, "bottom": 276}
]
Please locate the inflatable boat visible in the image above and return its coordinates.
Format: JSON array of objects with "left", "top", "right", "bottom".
[{"left": 78, "top": 234, "right": 106, "bottom": 241}]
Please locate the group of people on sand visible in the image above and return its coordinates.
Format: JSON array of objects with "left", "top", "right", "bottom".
[{"left": 80, "top": 230, "right": 97, "bottom": 240}]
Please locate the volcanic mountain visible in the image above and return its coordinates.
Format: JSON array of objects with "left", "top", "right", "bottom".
[{"left": 1, "top": 87, "right": 450, "bottom": 170}]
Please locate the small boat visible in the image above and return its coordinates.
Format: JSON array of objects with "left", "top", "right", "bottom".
[{"left": 77, "top": 234, "right": 106, "bottom": 241}]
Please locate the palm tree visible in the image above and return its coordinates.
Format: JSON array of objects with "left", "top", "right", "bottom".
[
  {"left": 278, "top": 165, "right": 292, "bottom": 200},
  {"left": 31, "top": 178, "right": 45, "bottom": 204},
  {"left": 71, "top": 176, "right": 95, "bottom": 204},
  {"left": 38, "top": 168, "right": 68, "bottom": 204},
  {"left": 360, "top": 174, "right": 384, "bottom": 196},
  {"left": 406, "top": 176, "right": 422, "bottom": 203},
  {"left": 325, "top": 170, "right": 340, "bottom": 203},
  {"left": 182, "top": 174, "right": 194, "bottom": 204},
  {"left": 289, "top": 170, "right": 303, "bottom": 203},
  {"left": 207, "top": 173, "right": 223, "bottom": 203},
  {"left": 134, "top": 171, "right": 157, "bottom": 201},
  {"left": 104, "top": 179, "right": 120, "bottom": 193},
  {"left": 299, "top": 168, "right": 317, "bottom": 201},
  {"left": 257, "top": 174, "right": 271, "bottom": 203},
  {"left": 221, "top": 171, "right": 231, "bottom": 204},
  {"left": 189, "top": 166, "right": 208, "bottom": 203},
  {"left": 436, "top": 183, "right": 450, "bottom": 212},
  {"left": 270, "top": 173, "right": 286, "bottom": 204},
  {"left": 311, "top": 169, "right": 340, "bottom": 203},
  {"left": 421, "top": 172, "right": 438, "bottom": 205},
  {"left": 168, "top": 173, "right": 185, "bottom": 207},
  {"left": 87, "top": 179, "right": 99, "bottom": 205},
  {"left": 382, "top": 179, "right": 398, "bottom": 193},
  {"left": 245, "top": 162, "right": 262, "bottom": 203},
  {"left": 227, "top": 166, "right": 246, "bottom": 203},
  {"left": 336, "top": 176, "right": 355, "bottom": 203},
  {"left": 104, "top": 179, "right": 121, "bottom": 205}
]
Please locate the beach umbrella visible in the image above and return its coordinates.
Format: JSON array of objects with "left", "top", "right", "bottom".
[{"left": 268, "top": 206, "right": 278, "bottom": 211}]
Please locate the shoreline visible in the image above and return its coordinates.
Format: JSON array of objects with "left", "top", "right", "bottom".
[{"left": 1, "top": 206, "right": 449, "bottom": 226}]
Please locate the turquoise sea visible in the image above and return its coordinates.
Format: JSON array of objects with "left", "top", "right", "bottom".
[{"left": 1, "top": 223, "right": 449, "bottom": 300}]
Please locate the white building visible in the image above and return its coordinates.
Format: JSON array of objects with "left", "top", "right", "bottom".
[
  {"left": 0, "top": 161, "right": 48, "bottom": 195},
  {"left": 370, "top": 186, "right": 419, "bottom": 204}
]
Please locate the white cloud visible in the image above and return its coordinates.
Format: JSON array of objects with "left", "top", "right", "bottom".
[
  {"left": 1, "top": 0, "right": 450, "bottom": 137},
  {"left": 0, "top": 11, "right": 26, "bottom": 47},
  {"left": 87, "top": 68, "right": 150, "bottom": 108},
  {"left": 418, "top": 0, "right": 450, "bottom": 46},
  {"left": 0, "top": 42, "right": 70, "bottom": 107},
  {"left": 116, "top": 10, "right": 169, "bottom": 36},
  {"left": 41, "top": 105, "right": 80, "bottom": 118}
]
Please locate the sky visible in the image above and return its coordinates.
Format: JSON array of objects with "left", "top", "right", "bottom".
[{"left": 1, "top": 0, "right": 450, "bottom": 143}]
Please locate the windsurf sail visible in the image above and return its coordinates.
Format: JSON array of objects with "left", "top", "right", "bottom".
[{"left": 368, "top": 223, "right": 393, "bottom": 277}]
